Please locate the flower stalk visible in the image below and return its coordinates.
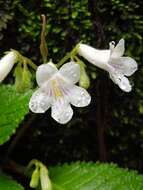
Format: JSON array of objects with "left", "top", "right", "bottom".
[
  {"left": 40, "top": 14, "right": 48, "bottom": 63},
  {"left": 12, "top": 49, "right": 37, "bottom": 70},
  {"left": 57, "top": 43, "right": 81, "bottom": 68}
]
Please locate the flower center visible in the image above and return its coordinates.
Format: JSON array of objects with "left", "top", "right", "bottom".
[{"left": 51, "top": 79, "right": 63, "bottom": 98}]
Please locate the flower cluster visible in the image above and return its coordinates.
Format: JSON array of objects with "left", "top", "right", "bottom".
[
  {"left": 0, "top": 39, "right": 138, "bottom": 124},
  {"left": 29, "top": 39, "right": 137, "bottom": 124}
]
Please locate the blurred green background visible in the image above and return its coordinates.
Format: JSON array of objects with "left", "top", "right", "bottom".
[{"left": 0, "top": 0, "right": 143, "bottom": 172}]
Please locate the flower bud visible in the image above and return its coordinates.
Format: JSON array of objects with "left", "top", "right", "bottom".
[
  {"left": 14, "top": 63, "right": 32, "bottom": 93},
  {"left": 40, "top": 165, "right": 52, "bottom": 190},
  {"left": 14, "top": 64, "right": 23, "bottom": 92},
  {"left": 22, "top": 63, "right": 32, "bottom": 90},
  {"left": 0, "top": 51, "right": 17, "bottom": 82},
  {"left": 30, "top": 167, "right": 40, "bottom": 188},
  {"left": 79, "top": 66, "right": 90, "bottom": 89}
]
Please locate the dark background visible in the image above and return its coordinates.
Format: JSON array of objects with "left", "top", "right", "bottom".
[{"left": 0, "top": 0, "right": 143, "bottom": 174}]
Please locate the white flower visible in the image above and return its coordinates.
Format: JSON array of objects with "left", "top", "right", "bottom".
[
  {"left": 78, "top": 39, "right": 138, "bottom": 92},
  {"left": 29, "top": 61, "right": 91, "bottom": 124},
  {"left": 0, "top": 51, "right": 17, "bottom": 82}
]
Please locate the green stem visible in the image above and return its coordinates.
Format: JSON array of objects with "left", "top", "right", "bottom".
[
  {"left": 26, "top": 58, "right": 38, "bottom": 70},
  {"left": 74, "top": 56, "right": 86, "bottom": 67},
  {"left": 57, "top": 53, "right": 71, "bottom": 68},
  {"left": 5, "top": 114, "right": 37, "bottom": 160},
  {"left": 56, "top": 43, "right": 80, "bottom": 68},
  {"left": 1, "top": 159, "right": 26, "bottom": 177},
  {"left": 11, "top": 49, "right": 38, "bottom": 70}
]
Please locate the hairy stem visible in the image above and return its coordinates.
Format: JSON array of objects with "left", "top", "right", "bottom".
[
  {"left": 57, "top": 53, "right": 71, "bottom": 68},
  {"left": 5, "top": 114, "right": 37, "bottom": 160},
  {"left": 40, "top": 14, "right": 48, "bottom": 63},
  {"left": 26, "top": 59, "right": 37, "bottom": 70}
]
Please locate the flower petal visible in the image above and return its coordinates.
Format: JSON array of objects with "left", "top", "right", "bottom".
[
  {"left": 110, "top": 39, "right": 125, "bottom": 59},
  {"left": 59, "top": 61, "right": 80, "bottom": 84},
  {"left": 78, "top": 44, "right": 110, "bottom": 70},
  {"left": 29, "top": 88, "right": 52, "bottom": 113},
  {"left": 70, "top": 85, "right": 91, "bottom": 107},
  {"left": 110, "top": 57, "right": 137, "bottom": 76},
  {"left": 36, "top": 62, "right": 58, "bottom": 87},
  {"left": 51, "top": 98, "right": 73, "bottom": 124},
  {"left": 110, "top": 72, "right": 132, "bottom": 92}
]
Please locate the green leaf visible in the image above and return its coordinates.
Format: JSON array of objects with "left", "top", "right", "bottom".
[
  {"left": 0, "top": 85, "right": 32, "bottom": 145},
  {"left": 50, "top": 162, "right": 143, "bottom": 190},
  {"left": 0, "top": 172, "right": 24, "bottom": 190}
]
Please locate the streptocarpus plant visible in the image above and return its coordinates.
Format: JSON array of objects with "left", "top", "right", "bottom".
[{"left": 0, "top": 15, "right": 141, "bottom": 190}]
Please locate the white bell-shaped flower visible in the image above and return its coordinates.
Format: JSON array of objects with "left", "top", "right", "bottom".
[
  {"left": 0, "top": 51, "right": 17, "bottom": 82},
  {"left": 29, "top": 61, "right": 91, "bottom": 124},
  {"left": 78, "top": 39, "right": 137, "bottom": 92}
]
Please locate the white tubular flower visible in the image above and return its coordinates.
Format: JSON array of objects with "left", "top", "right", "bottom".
[
  {"left": 29, "top": 61, "right": 91, "bottom": 124},
  {"left": 0, "top": 51, "right": 17, "bottom": 82},
  {"left": 78, "top": 39, "right": 138, "bottom": 92}
]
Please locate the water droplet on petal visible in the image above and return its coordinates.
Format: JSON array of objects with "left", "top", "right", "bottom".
[
  {"left": 70, "top": 87, "right": 91, "bottom": 107},
  {"left": 39, "top": 101, "right": 47, "bottom": 110},
  {"left": 30, "top": 101, "right": 38, "bottom": 112},
  {"left": 81, "top": 91, "right": 85, "bottom": 95},
  {"left": 65, "top": 112, "right": 70, "bottom": 119}
]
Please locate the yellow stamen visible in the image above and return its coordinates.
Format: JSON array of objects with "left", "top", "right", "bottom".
[{"left": 52, "top": 79, "right": 63, "bottom": 98}]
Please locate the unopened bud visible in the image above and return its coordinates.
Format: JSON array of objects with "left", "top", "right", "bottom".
[
  {"left": 40, "top": 165, "right": 52, "bottom": 190},
  {"left": 14, "top": 63, "right": 32, "bottom": 93},
  {"left": 79, "top": 66, "right": 90, "bottom": 89},
  {"left": 22, "top": 63, "right": 32, "bottom": 90},
  {"left": 14, "top": 64, "right": 23, "bottom": 92},
  {"left": 0, "top": 51, "right": 17, "bottom": 82},
  {"left": 30, "top": 167, "right": 40, "bottom": 188}
]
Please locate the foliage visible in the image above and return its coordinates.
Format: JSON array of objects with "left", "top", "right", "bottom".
[
  {"left": 0, "top": 85, "right": 32, "bottom": 145},
  {"left": 0, "top": 0, "right": 14, "bottom": 40},
  {"left": 0, "top": 0, "right": 142, "bottom": 170},
  {"left": 1, "top": 161, "right": 143, "bottom": 190},
  {"left": 0, "top": 0, "right": 143, "bottom": 189},
  {"left": 0, "top": 172, "right": 24, "bottom": 190},
  {"left": 50, "top": 162, "right": 143, "bottom": 190}
]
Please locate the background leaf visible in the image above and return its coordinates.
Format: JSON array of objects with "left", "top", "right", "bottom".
[
  {"left": 0, "top": 172, "right": 24, "bottom": 190},
  {"left": 0, "top": 85, "right": 32, "bottom": 145},
  {"left": 50, "top": 162, "right": 143, "bottom": 190}
]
